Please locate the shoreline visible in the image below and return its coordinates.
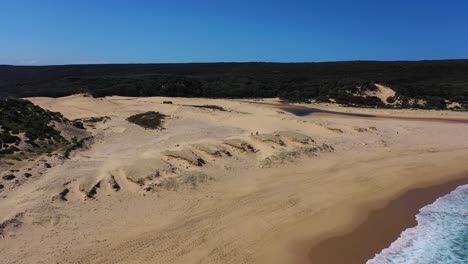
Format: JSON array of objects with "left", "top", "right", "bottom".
[{"left": 306, "top": 173, "right": 468, "bottom": 264}]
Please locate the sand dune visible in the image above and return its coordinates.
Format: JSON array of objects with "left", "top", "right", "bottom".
[
  {"left": 366, "top": 84, "right": 397, "bottom": 105},
  {"left": 0, "top": 95, "right": 467, "bottom": 264}
]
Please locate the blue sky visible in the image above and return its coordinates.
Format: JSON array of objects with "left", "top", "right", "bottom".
[{"left": 1, "top": 0, "right": 467, "bottom": 65}]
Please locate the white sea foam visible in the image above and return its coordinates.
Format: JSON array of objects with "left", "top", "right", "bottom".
[{"left": 367, "top": 184, "right": 468, "bottom": 264}]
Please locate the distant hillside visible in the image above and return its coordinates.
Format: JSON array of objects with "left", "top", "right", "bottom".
[{"left": 1, "top": 61, "right": 468, "bottom": 109}]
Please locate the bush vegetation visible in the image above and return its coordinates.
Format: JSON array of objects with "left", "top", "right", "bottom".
[
  {"left": 0, "top": 98, "right": 89, "bottom": 157},
  {"left": 186, "top": 104, "right": 227, "bottom": 111},
  {"left": 64, "top": 137, "right": 91, "bottom": 158},
  {"left": 1, "top": 61, "right": 468, "bottom": 109},
  {"left": 126, "top": 111, "right": 167, "bottom": 129},
  {"left": 0, "top": 99, "right": 72, "bottom": 155},
  {"left": 0, "top": 99, "right": 67, "bottom": 141}
]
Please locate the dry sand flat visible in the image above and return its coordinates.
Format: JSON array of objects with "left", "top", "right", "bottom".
[{"left": 0, "top": 95, "right": 467, "bottom": 264}]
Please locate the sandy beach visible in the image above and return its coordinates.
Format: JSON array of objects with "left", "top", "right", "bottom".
[
  {"left": 1, "top": 95, "right": 468, "bottom": 264},
  {"left": 306, "top": 174, "right": 468, "bottom": 264}
]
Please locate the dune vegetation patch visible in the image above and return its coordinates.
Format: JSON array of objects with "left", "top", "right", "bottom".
[
  {"left": 0, "top": 98, "right": 89, "bottom": 160},
  {"left": 73, "top": 116, "right": 111, "bottom": 129},
  {"left": 260, "top": 144, "right": 334, "bottom": 167},
  {"left": 154, "top": 171, "right": 213, "bottom": 191},
  {"left": 180, "top": 171, "right": 213, "bottom": 188},
  {"left": 186, "top": 105, "right": 227, "bottom": 111},
  {"left": 157, "top": 177, "right": 179, "bottom": 191},
  {"left": 127, "top": 111, "right": 168, "bottom": 130},
  {"left": 64, "top": 137, "right": 93, "bottom": 158},
  {"left": 82, "top": 116, "right": 111, "bottom": 123},
  {"left": 0, "top": 99, "right": 68, "bottom": 156},
  {"left": 0, "top": 99, "right": 67, "bottom": 142}
]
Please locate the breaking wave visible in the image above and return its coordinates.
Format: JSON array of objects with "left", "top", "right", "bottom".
[{"left": 367, "top": 184, "right": 468, "bottom": 264}]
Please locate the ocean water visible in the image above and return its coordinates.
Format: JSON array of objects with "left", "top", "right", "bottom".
[{"left": 367, "top": 184, "right": 468, "bottom": 264}]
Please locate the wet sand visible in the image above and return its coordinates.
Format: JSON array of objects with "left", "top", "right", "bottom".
[{"left": 307, "top": 173, "right": 468, "bottom": 264}]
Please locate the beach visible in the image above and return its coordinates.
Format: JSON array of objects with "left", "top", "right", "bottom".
[
  {"left": 1, "top": 95, "right": 468, "bottom": 264},
  {"left": 307, "top": 175, "right": 468, "bottom": 264}
]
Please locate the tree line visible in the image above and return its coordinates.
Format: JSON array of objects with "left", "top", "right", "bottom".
[{"left": 1, "top": 60, "right": 467, "bottom": 109}]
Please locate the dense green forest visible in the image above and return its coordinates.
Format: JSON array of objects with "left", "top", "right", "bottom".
[{"left": 1, "top": 60, "right": 468, "bottom": 109}]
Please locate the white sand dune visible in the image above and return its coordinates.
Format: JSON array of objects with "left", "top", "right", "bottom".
[{"left": 367, "top": 84, "right": 397, "bottom": 104}]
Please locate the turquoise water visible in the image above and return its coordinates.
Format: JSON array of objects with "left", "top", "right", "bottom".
[{"left": 367, "top": 184, "right": 468, "bottom": 264}]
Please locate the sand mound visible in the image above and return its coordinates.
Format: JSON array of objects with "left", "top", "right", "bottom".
[
  {"left": 274, "top": 131, "right": 314, "bottom": 144},
  {"left": 161, "top": 148, "right": 205, "bottom": 166},
  {"left": 78, "top": 176, "right": 103, "bottom": 198},
  {"left": 52, "top": 188, "right": 70, "bottom": 202},
  {"left": 0, "top": 213, "right": 23, "bottom": 238},
  {"left": 123, "top": 158, "right": 175, "bottom": 185},
  {"left": 366, "top": 84, "right": 397, "bottom": 105},
  {"left": 251, "top": 134, "right": 285, "bottom": 146},
  {"left": 191, "top": 143, "right": 232, "bottom": 158},
  {"left": 65, "top": 129, "right": 331, "bottom": 200},
  {"left": 108, "top": 175, "right": 121, "bottom": 191},
  {"left": 222, "top": 139, "right": 255, "bottom": 152},
  {"left": 326, "top": 127, "right": 344, "bottom": 133},
  {"left": 447, "top": 101, "right": 463, "bottom": 110},
  {"left": 150, "top": 171, "right": 213, "bottom": 191},
  {"left": 353, "top": 127, "right": 368, "bottom": 133}
]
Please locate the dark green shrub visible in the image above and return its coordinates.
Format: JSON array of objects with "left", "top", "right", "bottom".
[
  {"left": 64, "top": 137, "right": 91, "bottom": 158},
  {"left": 187, "top": 105, "right": 227, "bottom": 111},
  {"left": 2, "top": 174, "right": 15, "bottom": 180},
  {"left": 127, "top": 111, "right": 167, "bottom": 130},
  {"left": 0, "top": 132, "right": 20, "bottom": 144},
  {"left": 0, "top": 99, "right": 67, "bottom": 142},
  {"left": 72, "top": 121, "right": 85, "bottom": 129}
]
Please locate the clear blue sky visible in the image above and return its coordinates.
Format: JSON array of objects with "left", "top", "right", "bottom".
[{"left": 1, "top": 0, "right": 467, "bottom": 65}]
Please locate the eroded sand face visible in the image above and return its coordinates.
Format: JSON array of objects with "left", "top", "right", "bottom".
[{"left": 1, "top": 95, "right": 468, "bottom": 264}]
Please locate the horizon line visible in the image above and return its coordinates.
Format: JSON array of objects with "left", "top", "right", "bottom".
[{"left": 2, "top": 58, "right": 468, "bottom": 67}]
